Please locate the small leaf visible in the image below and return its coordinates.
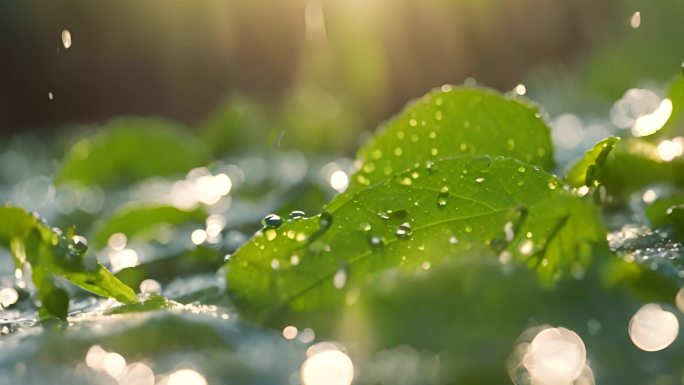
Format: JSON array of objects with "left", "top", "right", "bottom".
[
  {"left": 226, "top": 156, "right": 605, "bottom": 324},
  {"left": 0, "top": 206, "right": 136, "bottom": 318},
  {"left": 90, "top": 205, "right": 207, "bottom": 249},
  {"left": 565, "top": 136, "right": 620, "bottom": 187},
  {"left": 341, "top": 86, "right": 554, "bottom": 199},
  {"left": 56, "top": 117, "right": 210, "bottom": 187}
]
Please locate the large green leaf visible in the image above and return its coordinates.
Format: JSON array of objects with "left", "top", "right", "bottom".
[
  {"left": 565, "top": 136, "right": 620, "bottom": 188},
  {"left": 226, "top": 156, "right": 605, "bottom": 324},
  {"left": 341, "top": 86, "right": 554, "bottom": 200},
  {"left": 90, "top": 205, "right": 207, "bottom": 249},
  {"left": 55, "top": 117, "right": 210, "bottom": 187},
  {"left": 0, "top": 206, "right": 137, "bottom": 318}
]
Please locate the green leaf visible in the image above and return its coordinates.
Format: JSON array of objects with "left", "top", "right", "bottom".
[
  {"left": 565, "top": 136, "right": 620, "bottom": 187},
  {"left": 226, "top": 156, "right": 605, "bottom": 324},
  {"left": 0, "top": 206, "right": 137, "bottom": 318},
  {"left": 199, "top": 93, "right": 268, "bottom": 156},
  {"left": 90, "top": 205, "right": 207, "bottom": 249},
  {"left": 602, "top": 138, "right": 684, "bottom": 198},
  {"left": 667, "top": 205, "right": 684, "bottom": 238},
  {"left": 341, "top": 86, "right": 554, "bottom": 199},
  {"left": 56, "top": 117, "right": 210, "bottom": 187},
  {"left": 646, "top": 196, "right": 684, "bottom": 227}
]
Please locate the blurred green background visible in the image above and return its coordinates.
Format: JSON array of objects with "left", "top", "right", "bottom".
[{"left": 1, "top": 0, "right": 682, "bottom": 152}]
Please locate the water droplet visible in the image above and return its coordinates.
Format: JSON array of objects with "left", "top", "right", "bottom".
[
  {"left": 465, "top": 226, "right": 473, "bottom": 233},
  {"left": 396, "top": 131, "right": 405, "bottom": 139},
  {"left": 398, "top": 177, "right": 413, "bottom": 186},
  {"left": 369, "top": 235, "right": 383, "bottom": 247},
  {"left": 320, "top": 212, "right": 333, "bottom": 230},
  {"left": 424, "top": 160, "right": 438, "bottom": 172},
  {"left": 361, "top": 223, "right": 371, "bottom": 232},
  {"left": 224, "top": 254, "right": 233, "bottom": 262},
  {"left": 290, "top": 255, "right": 300, "bottom": 265},
  {"left": 428, "top": 131, "right": 437, "bottom": 139},
  {"left": 506, "top": 139, "right": 516, "bottom": 150},
  {"left": 475, "top": 178, "right": 485, "bottom": 183},
  {"left": 430, "top": 148, "right": 439, "bottom": 156},
  {"left": 333, "top": 268, "right": 347, "bottom": 289},
  {"left": 519, "top": 239, "right": 534, "bottom": 255},
  {"left": 262, "top": 214, "right": 283, "bottom": 228},
  {"left": 371, "top": 149, "right": 382, "bottom": 160},
  {"left": 449, "top": 236, "right": 459, "bottom": 244},
  {"left": 69, "top": 235, "right": 88, "bottom": 255},
  {"left": 356, "top": 174, "right": 370, "bottom": 185},
  {"left": 518, "top": 167, "right": 526, "bottom": 173},
  {"left": 504, "top": 222, "right": 515, "bottom": 242},
  {"left": 61, "top": 29, "right": 72, "bottom": 49},
  {"left": 409, "top": 118, "right": 418, "bottom": 127},
  {"left": 395, "top": 222, "right": 412, "bottom": 238},
  {"left": 270, "top": 259, "right": 281, "bottom": 270},
  {"left": 437, "top": 197, "right": 447, "bottom": 207},
  {"left": 289, "top": 210, "right": 306, "bottom": 220},
  {"left": 434, "top": 111, "right": 443, "bottom": 121},
  {"left": 265, "top": 229, "right": 278, "bottom": 241},
  {"left": 393, "top": 147, "right": 403, "bottom": 156}
]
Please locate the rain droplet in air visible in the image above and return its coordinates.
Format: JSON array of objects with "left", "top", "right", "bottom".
[{"left": 61, "top": 29, "right": 72, "bottom": 49}]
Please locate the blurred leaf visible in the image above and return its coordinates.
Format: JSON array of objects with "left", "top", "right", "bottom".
[
  {"left": 339, "top": 86, "right": 554, "bottom": 201},
  {"left": 646, "top": 196, "right": 684, "bottom": 227},
  {"left": 565, "top": 136, "right": 620, "bottom": 187},
  {"left": 667, "top": 205, "right": 684, "bottom": 238},
  {"left": 226, "top": 156, "right": 605, "bottom": 325},
  {"left": 199, "top": 94, "right": 268, "bottom": 156},
  {"left": 90, "top": 205, "right": 207, "bottom": 249},
  {"left": 33, "top": 266, "right": 70, "bottom": 320},
  {"left": 654, "top": 77, "right": 684, "bottom": 139},
  {"left": 0, "top": 206, "right": 136, "bottom": 318},
  {"left": 56, "top": 117, "right": 210, "bottom": 187},
  {"left": 602, "top": 138, "right": 684, "bottom": 198}
]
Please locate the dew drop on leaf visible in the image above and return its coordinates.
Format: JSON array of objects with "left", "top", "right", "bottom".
[
  {"left": 69, "top": 235, "right": 88, "bottom": 255},
  {"left": 368, "top": 235, "right": 383, "bottom": 247},
  {"left": 289, "top": 210, "right": 306, "bottom": 220},
  {"left": 320, "top": 212, "right": 333, "bottom": 230},
  {"left": 395, "top": 222, "right": 412, "bottom": 238},
  {"left": 333, "top": 268, "right": 347, "bottom": 289},
  {"left": 262, "top": 214, "right": 283, "bottom": 228}
]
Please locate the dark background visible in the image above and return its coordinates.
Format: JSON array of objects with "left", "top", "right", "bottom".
[{"left": 0, "top": 0, "right": 680, "bottom": 138}]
